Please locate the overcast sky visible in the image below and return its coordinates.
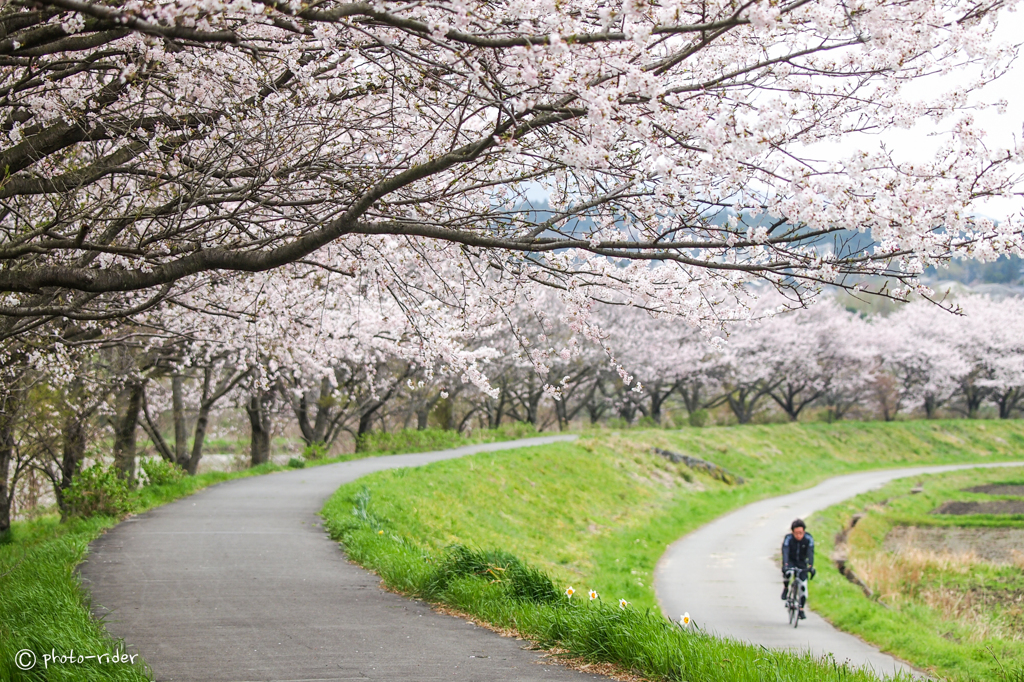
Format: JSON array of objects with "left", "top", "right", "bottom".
[
  {"left": 816, "top": 9, "right": 1024, "bottom": 220},
  {"left": 523, "top": 9, "right": 1024, "bottom": 221}
]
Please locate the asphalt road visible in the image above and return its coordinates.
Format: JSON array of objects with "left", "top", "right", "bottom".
[
  {"left": 653, "top": 461, "right": 1024, "bottom": 679},
  {"left": 79, "top": 435, "right": 611, "bottom": 682}
]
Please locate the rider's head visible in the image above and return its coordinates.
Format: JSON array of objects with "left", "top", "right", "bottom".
[{"left": 791, "top": 519, "right": 806, "bottom": 541}]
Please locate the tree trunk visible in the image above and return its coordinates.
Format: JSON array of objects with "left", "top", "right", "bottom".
[
  {"left": 416, "top": 408, "right": 430, "bottom": 430},
  {"left": 771, "top": 388, "right": 799, "bottom": 421},
  {"left": 247, "top": 394, "right": 273, "bottom": 466},
  {"left": 997, "top": 389, "right": 1021, "bottom": 419},
  {"left": 964, "top": 387, "right": 985, "bottom": 419},
  {"left": 141, "top": 387, "right": 175, "bottom": 463},
  {"left": 680, "top": 384, "right": 702, "bottom": 414},
  {"left": 649, "top": 394, "right": 664, "bottom": 425},
  {"left": 647, "top": 381, "right": 678, "bottom": 425},
  {"left": 58, "top": 414, "right": 88, "bottom": 516},
  {"left": 293, "top": 392, "right": 316, "bottom": 445},
  {"left": 487, "top": 385, "right": 507, "bottom": 429},
  {"left": 113, "top": 382, "right": 144, "bottom": 483},
  {"left": 356, "top": 408, "right": 377, "bottom": 447},
  {"left": 186, "top": 404, "right": 212, "bottom": 476},
  {"left": 311, "top": 377, "right": 334, "bottom": 443},
  {"left": 0, "top": 412, "right": 13, "bottom": 540},
  {"left": 457, "top": 407, "right": 479, "bottom": 433},
  {"left": 172, "top": 375, "right": 188, "bottom": 468},
  {"left": 727, "top": 388, "right": 755, "bottom": 424},
  {"left": 290, "top": 378, "right": 335, "bottom": 446}
]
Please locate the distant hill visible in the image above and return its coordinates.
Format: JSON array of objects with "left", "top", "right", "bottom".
[
  {"left": 508, "top": 198, "right": 1022, "bottom": 289},
  {"left": 925, "top": 256, "right": 1024, "bottom": 286}
]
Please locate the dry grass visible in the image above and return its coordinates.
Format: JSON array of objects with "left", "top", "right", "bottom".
[{"left": 852, "top": 543, "right": 1024, "bottom": 642}]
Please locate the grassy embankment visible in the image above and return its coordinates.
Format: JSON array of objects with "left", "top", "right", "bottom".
[
  {"left": 811, "top": 466, "right": 1024, "bottom": 682},
  {"left": 321, "top": 420, "right": 1024, "bottom": 682},
  {"left": 0, "top": 424, "right": 534, "bottom": 682}
]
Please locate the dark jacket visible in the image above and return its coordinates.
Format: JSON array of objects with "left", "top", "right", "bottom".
[{"left": 781, "top": 532, "right": 814, "bottom": 571}]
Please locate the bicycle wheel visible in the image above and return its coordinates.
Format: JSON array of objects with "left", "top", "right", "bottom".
[{"left": 789, "top": 582, "right": 800, "bottom": 628}]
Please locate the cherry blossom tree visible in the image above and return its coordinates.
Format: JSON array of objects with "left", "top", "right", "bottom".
[
  {"left": 762, "top": 304, "right": 837, "bottom": 421},
  {"left": 945, "top": 295, "right": 1024, "bottom": 418},
  {"left": 3, "top": 0, "right": 1024, "bottom": 486},
  {"left": 0, "top": 0, "right": 1021, "bottom": 344},
  {"left": 815, "top": 305, "right": 873, "bottom": 421},
  {"left": 877, "top": 301, "right": 970, "bottom": 418},
  {"left": 704, "top": 311, "right": 785, "bottom": 424}
]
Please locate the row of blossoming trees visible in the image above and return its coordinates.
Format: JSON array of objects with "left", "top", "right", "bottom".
[
  {"left": 1, "top": 0, "right": 1024, "bottom": 531},
  {"left": 4, "top": 283, "right": 1024, "bottom": 526},
  {"left": 465, "top": 292, "right": 1024, "bottom": 429}
]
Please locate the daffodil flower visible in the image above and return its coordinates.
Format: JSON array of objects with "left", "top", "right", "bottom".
[
  {"left": 588, "top": 589, "right": 598, "bottom": 600},
  {"left": 565, "top": 586, "right": 575, "bottom": 599},
  {"left": 619, "top": 598, "right": 629, "bottom": 609},
  {"left": 680, "top": 612, "right": 691, "bottom": 627}
]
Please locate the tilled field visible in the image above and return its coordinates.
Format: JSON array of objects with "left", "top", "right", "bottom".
[{"left": 883, "top": 525, "right": 1024, "bottom": 564}]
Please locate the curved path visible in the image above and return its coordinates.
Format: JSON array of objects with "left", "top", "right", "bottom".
[
  {"left": 654, "top": 461, "right": 1024, "bottom": 678},
  {"left": 80, "top": 436, "right": 610, "bottom": 682}
]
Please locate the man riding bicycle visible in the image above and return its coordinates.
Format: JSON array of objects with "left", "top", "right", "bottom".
[{"left": 781, "top": 518, "right": 815, "bottom": 620}]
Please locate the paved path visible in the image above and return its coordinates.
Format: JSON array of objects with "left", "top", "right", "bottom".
[
  {"left": 654, "top": 461, "right": 1024, "bottom": 679},
  {"left": 80, "top": 436, "right": 610, "bottom": 682}
]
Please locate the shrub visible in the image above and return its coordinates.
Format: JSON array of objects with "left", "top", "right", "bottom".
[
  {"left": 358, "top": 428, "right": 467, "bottom": 454},
  {"left": 63, "top": 465, "right": 136, "bottom": 518},
  {"left": 139, "top": 457, "right": 187, "bottom": 486},
  {"left": 423, "top": 545, "right": 560, "bottom": 604},
  {"left": 688, "top": 409, "right": 709, "bottom": 427},
  {"left": 490, "top": 422, "right": 539, "bottom": 440},
  {"left": 287, "top": 457, "right": 306, "bottom": 468},
  {"left": 302, "top": 441, "right": 329, "bottom": 460},
  {"left": 817, "top": 408, "right": 838, "bottom": 423}
]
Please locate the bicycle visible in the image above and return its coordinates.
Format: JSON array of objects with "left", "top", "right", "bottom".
[{"left": 784, "top": 568, "right": 805, "bottom": 628}]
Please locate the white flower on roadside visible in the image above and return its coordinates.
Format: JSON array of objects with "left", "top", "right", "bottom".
[
  {"left": 680, "top": 612, "right": 691, "bottom": 627},
  {"left": 565, "top": 586, "right": 575, "bottom": 599},
  {"left": 619, "top": 598, "right": 629, "bottom": 609},
  {"left": 588, "top": 589, "right": 598, "bottom": 600}
]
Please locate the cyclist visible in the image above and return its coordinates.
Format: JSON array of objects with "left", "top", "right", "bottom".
[{"left": 781, "top": 518, "right": 815, "bottom": 620}]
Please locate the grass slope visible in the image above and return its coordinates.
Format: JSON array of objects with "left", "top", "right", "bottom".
[
  {"left": 0, "top": 424, "right": 532, "bottom": 681},
  {"left": 810, "top": 466, "right": 1024, "bottom": 682},
  {"left": 322, "top": 420, "right": 1024, "bottom": 681}
]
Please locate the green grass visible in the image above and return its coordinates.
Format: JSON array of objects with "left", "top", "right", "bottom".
[
  {"left": 321, "top": 420, "right": 1024, "bottom": 681},
  {"left": 5, "top": 419, "right": 1024, "bottom": 681},
  {"left": 810, "top": 466, "right": 1024, "bottom": 682},
  {"left": 327, "top": 492, "right": 909, "bottom": 682},
  {"left": 0, "top": 424, "right": 532, "bottom": 681},
  {"left": 355, "top": 423, "right": 540, "bottom": 455},
  {"left": 0, "top": 515, "right": 149, "bottom": 681}
]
